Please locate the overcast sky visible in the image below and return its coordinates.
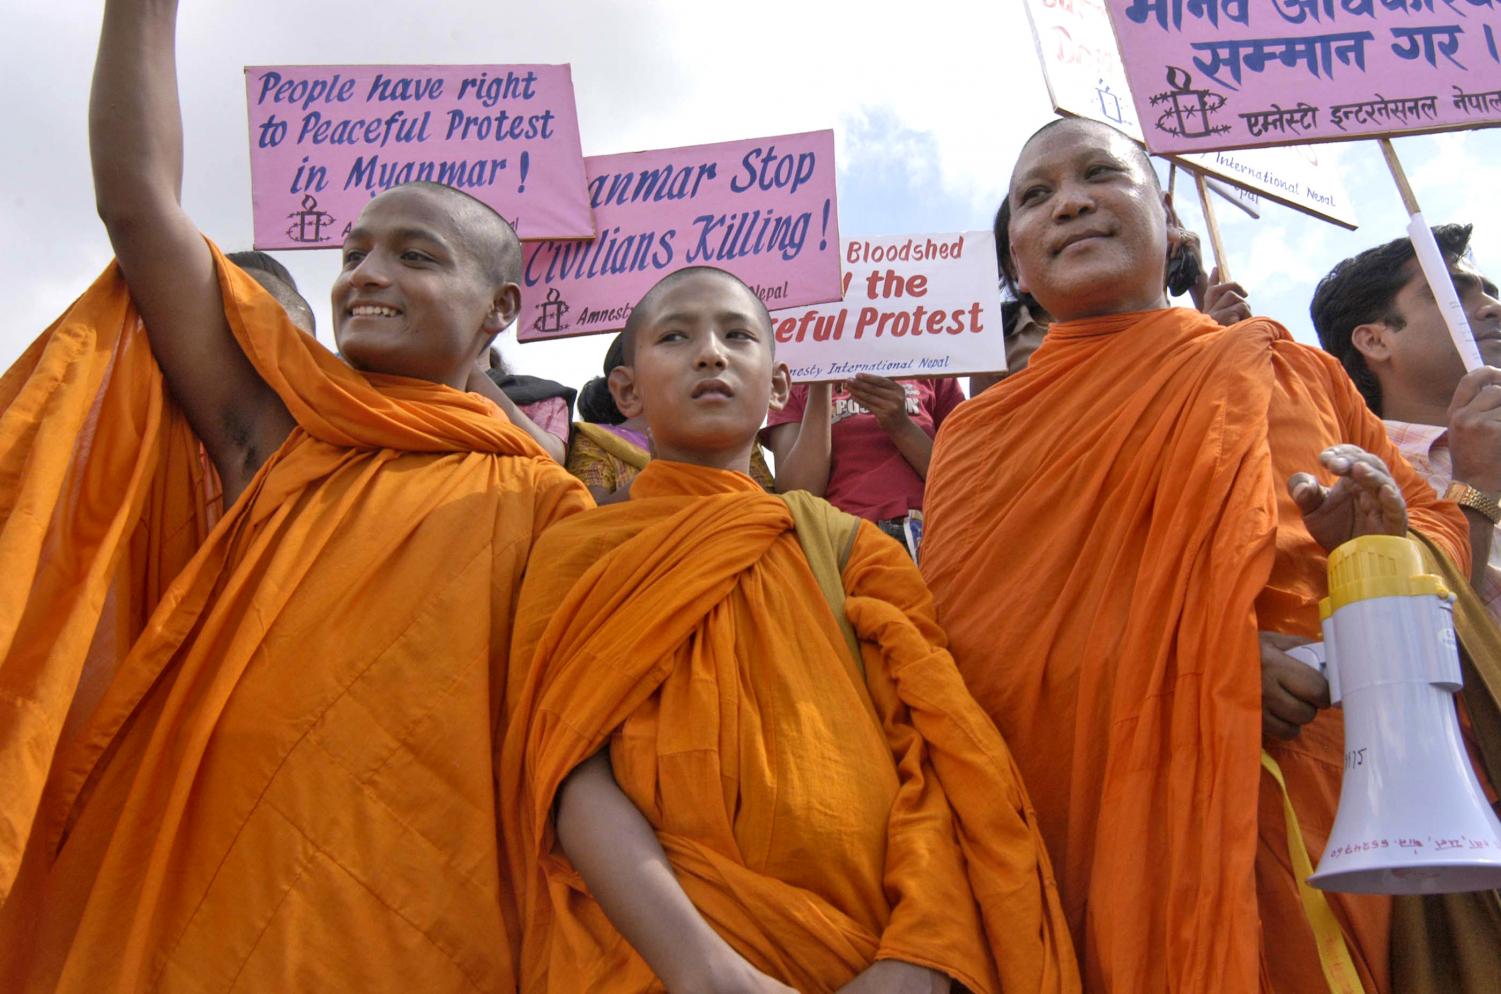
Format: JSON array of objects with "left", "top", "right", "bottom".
[{"left": 5, "top": 1, "right": 1500, "bottom": 390}]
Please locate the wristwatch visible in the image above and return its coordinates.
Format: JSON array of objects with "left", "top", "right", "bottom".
[{"left": 1443, "top": 481, "right": 1501, "bottom": 525}]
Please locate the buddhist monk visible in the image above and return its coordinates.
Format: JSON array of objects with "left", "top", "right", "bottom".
[
  {"left": 0, "top": 1, "right": 589, "bottom": 990},
  {"left": 919, "top": 118, "right": 1470, "bottom": 994},
  {"left": 500, "top": 266, "right": 1079, "bottom": 994}
]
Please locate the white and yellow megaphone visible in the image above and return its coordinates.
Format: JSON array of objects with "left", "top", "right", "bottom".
[{"left": 1297, "top": 534, "right": 1501, "bottom": 894}]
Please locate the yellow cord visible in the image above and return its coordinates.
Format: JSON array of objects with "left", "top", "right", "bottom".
[{"left": 1260, "top": 750, "right": 1365, "bottom": 994}]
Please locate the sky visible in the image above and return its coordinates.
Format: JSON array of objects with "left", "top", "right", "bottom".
[{"left": 4, "top": 1, "right": 1501, "bottom": 390}]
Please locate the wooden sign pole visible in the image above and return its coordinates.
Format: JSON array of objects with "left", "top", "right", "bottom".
[
  {"left": 1379, "top": 138, "right": 1482, "bottom": 371},
  {"left": 1379, "top": 138, "right": 1421, "bottom": 215},
  {"left": 1193, "top": 169, "right": 1230, "bottom": 281}
]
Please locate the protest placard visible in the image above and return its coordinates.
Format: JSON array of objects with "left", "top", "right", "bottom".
[
  {"left": 245, "top": 64, "right": 592, "bottom": 249},
  {"left": 770, "top": 232, "right": 1002, "bottom": 383},
  {"left": 516, "top": 131, "right": 841, "bottom": 342},
  {"left": 1103, "top": 0, "right": 1501, "bottom": 155},
  {"left": 1021, "top": 0, "right": 1357, "bottom": 227}
]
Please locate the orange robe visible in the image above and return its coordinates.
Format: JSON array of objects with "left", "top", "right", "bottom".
[
  {"left": 501, "top": 460, "right": 1079, "bottom": 994},
  {"left": 920, "top": 309, "right": 1469, "bottom": 994},
  {"left": 0, "top": 246, "right": 590, "bottom": 992}
]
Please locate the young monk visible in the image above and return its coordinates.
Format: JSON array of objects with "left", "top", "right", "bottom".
[
  {"left": 919, "top": 117, "right": 1470, "bottom": 994},
  {"left": 567, "top": 332, "right": 774, "bottom": 503},
  {"left": 500, "top": 266, "right": 1079, "bottom": 994},
  {"left": 0, "top": 1, "right": 588, "bottom": 990}
]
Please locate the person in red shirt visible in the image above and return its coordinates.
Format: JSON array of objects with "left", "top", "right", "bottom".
[{"left": 763, "top": 374, "right": 965, "bottom": 554}]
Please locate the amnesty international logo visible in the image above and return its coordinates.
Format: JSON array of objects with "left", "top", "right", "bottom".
[
  {"left": 532, "top": 287, "right": 572, "bottom": 335},
  {"left": 285, "top": 194, "right": 337, "bottom": 244},
  {"left": 1151, "top": 66, "right": 1231, "bottom": 139}
]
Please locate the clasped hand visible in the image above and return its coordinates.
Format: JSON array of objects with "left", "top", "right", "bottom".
[
  {"left": 1260, "top": 632, "right": 1329, "bottom": 740},
  {"left": 1288, "top": 444, "right": 1407, "bottom": 552},
  {"left": 845, "top": 374, "right": 913, "bottom": 432}
]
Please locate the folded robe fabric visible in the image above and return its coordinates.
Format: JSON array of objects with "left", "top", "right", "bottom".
[
  {"left": 501, "top": 460, "right": 1080, "bottom": 994},
  {"left": 0, "top": 244, "right": 590, "bottom": 992},
  {"left": 920, "top": 308, "right": 1469, "bottom": 994}
]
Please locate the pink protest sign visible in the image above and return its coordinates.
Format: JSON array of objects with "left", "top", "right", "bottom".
[
  {"left": 517, "top": 131, "right": 841, "bottom": 342},
  {"left": 1104, "top": 0, "right": 1501, "bottom": 154},
  {"left": 244, "top": 65, "right": 593, "bottom": 249}
]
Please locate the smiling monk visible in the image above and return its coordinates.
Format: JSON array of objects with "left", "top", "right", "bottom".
[
  {"left": 0, "top": 2, "right": 588, "bottom": 991},
  {"left": 500, "top": 266, "right": 1078, "bottom": 994},
  {"left": 920, "top": 118, "right": 1470, "bottom": 994}
]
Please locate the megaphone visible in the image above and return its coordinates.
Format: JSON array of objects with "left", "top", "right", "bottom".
[{"left": 1304, "top": 534, "right": 1501, "bottom": 894}]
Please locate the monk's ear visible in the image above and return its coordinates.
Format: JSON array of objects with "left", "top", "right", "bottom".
[
  {"left": 1351, "top": 321, "right": 1393, "bottom": 364},
  {"left": 609, "top": 365, "right": 645, "bottom": 419},
  {"left": 484, "top": 282, "right": 522, "bottom": 335},
  {"left": 767, "top": 360, "right": 792, "bottom": 413}
]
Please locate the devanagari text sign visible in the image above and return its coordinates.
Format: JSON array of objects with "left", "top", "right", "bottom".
[
  {"left": 245, "top": 64, "right": 593, "bottom": 249},
  {"left": 1022, "top": 0, "right": 1357, "bottom": 226},
  {"left": 517, "top": 131, "right": 841, "bottom": 342},
  {"left": 772, "top": 232, "right": 1002, "bottom": 383},
  {"left": 1105, "top": 0, "right": 1501, "bottom": 154}
]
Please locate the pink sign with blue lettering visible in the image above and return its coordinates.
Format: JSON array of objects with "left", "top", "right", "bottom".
[
  {"left": 517, "top": 131, "right": 842, "bottom": 342},
  {"left": 1105, "top": 0, "right": 1501, "bottom": 154},
  {"left": 245, "top": 64, "right": 593, "bottom": 249}
]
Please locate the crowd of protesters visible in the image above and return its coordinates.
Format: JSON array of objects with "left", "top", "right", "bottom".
[{"left": 4, "top": 2, "right": 1501, "bottom": 991}]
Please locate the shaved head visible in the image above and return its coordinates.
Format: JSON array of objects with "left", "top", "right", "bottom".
[
  {"left": 622, "top": 266, "right": 772, "bottom": 363},
  {"left": 993, "top": 117, "right": 1162, "bottom": 296},
  {"left": 382, "top": 181, "right": 522, "bottom": 288},
  {"left": 1016, "top": 118, "right": 1158, "bottom": 191},
  {"left": 334, "top": 183, "right": 525, "bottom": 389}
]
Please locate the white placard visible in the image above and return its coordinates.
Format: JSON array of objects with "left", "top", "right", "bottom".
[{"left": 772, "top": 232, "right": 1003, "bottom": 383}]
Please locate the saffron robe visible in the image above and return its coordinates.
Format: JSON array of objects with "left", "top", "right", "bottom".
[
  {"left": 501, "top": 460, "right": 1079, "bottom": 994},
  {"left": 920, "top": 309, "right": 1469, "bottom": 994},
  {"left": 0, "top": 246, "right": 590, "bottom": 992}
]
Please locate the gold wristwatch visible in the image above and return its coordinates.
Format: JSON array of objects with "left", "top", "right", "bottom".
[{"left": 1444, "top": 481, "right": 1501, "bottom": 525}]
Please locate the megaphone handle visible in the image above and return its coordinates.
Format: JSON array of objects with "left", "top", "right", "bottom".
[{"left": 1260, "top": 750, "right": 1365, "bottom": 994}]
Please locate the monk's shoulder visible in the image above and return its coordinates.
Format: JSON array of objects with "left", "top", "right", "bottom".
[
  {"left": 931, "top": 380, "right": 1006, "bottom": 455},
  {"left": 1200, "top": 317, "right": 1345, "bottom": 391},
  {"left": 1264, "top": 332, "right": 1352, "bottom": 398},
  {"left": 488, "top": 450, "right": 592, "bottom": 520},
  {"left": 496, "top": 449, "right": 583, "bottom": 486},
  {"left": 1269, "top": 333, "right": 1342, "bottom": 372},
  {"left": 522, "top": 451, "right": 592, "bottom": 501},
  {"left": 524, "top": 500, "right": 655, "bottom": 588}
]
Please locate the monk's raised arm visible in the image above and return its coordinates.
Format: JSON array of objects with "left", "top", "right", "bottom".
[{"left": 92, "top": 0, "right": 292, "bottom": 500}]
